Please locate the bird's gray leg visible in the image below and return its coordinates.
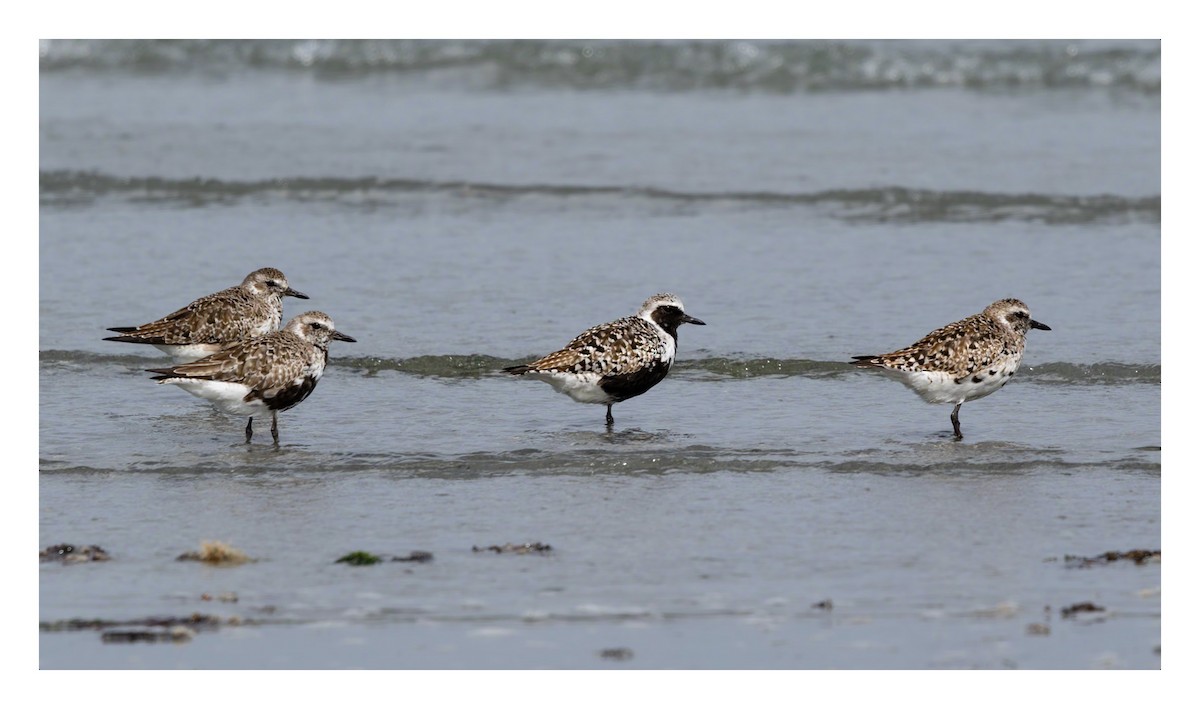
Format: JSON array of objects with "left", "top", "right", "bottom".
[
  {"left": 605, "top": 404, "right": 615, "bottom": 428},
  {"left": 271, "top": 412, "right": 280, "bottom": 445},
  {"left": 245, "top": 417, "right": 254, "bottom": 444},
  {"left": 951, "top": 404, "right": 963, "bottom": 440}
]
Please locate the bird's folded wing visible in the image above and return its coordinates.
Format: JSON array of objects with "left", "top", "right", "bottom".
[{"left": 149, "top": 338, "right": 308, "bottom": 391}]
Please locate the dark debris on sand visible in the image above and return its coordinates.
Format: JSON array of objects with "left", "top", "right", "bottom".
[
  {"left": 336, "top": 550, "right": 434, "bottom": 566},
  {"left": 393, "top": 551, "right": 434, "bottom": 563},
  {"left": 1063, "top": 549, "right": 1160, "bottom": 568},
  {"left": 472, "top": 542, "right": 553, "bottom": 555},
  {"left": 40, "top": 543, "right": 110, "bottom": 564},
  {"left": 42, "top": 612, "right": 245, "bottom": 644},
  {"left": 102, "top": 628, "right": 196, "bottom": 644},
  {"left": 1060, "top": 602, "right": 1106, "bottom": 618},
  {"left": 41, "top": 613, "right": 231, "bottom": 632}
]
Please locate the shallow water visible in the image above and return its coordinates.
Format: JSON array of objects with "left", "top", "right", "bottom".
[{"left": 39, "top": 39, "right": 1160, "bottom": 669}]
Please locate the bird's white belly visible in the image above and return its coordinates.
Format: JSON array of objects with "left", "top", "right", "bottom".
[
  {"left": 899, "top": 359, "right": 1020, "bottom": 405},
  {"left": 161, "top": 379, "right": 268, "bottom": 416},
  {"left": 527, "top": 370, "right": 611, "bottom": 404}
]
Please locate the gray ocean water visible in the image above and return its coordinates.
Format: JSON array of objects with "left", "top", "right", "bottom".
[{"left": 39, "top": 39, "right": 1160, "bottom": 669}]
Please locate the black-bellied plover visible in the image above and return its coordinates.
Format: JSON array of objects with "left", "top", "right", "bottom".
[
  {"left": 504, "top": 293, "right": 705, "bottom": 427},
  {"left": 147, "top": 311, "right": 355, "bottom": 444},
  {"left": 851, "top": 298, "right": 1051, "bottom": 439},
  {"left": 105, "top": 267, "right": 308, "bottom": 362}
]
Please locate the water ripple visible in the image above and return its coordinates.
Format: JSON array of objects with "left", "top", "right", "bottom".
[
  {"left": 41, "top": 350, "right": 1162, "bottom": 386},
  {"left": 40, "top": 171, "right": 1160, "bottom": 225}
]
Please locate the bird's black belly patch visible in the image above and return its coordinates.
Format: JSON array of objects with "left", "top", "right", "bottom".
[
  {"left": 599, "top": 360, "right": 671, "bottom": 402},
  {"left": 249, "top": 376, "right": 319, "bottom": 412}
]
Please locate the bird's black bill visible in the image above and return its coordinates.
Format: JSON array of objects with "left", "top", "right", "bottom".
[
  {"left": 332, "top": 331, "right": 356, "bottom": 342},
  {"left": 683, "top": 315, "right": 706, "bottom": 326},
  {"left": 1031, "top": 320, "right": 1051, "bottom": 331},
  {"left": 286, "top": 288, "right": 309, "bottom": 299}
]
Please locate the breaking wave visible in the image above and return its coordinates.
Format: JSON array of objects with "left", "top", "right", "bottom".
[{"left": 39, "top": 39, "right": 1161, "bottom": 94}]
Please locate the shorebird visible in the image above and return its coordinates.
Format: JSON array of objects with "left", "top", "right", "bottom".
[
  {"left": 147, "top": 311, "right": 355, "bottom": 444},
  {"left": 105, "top": 267, "right": 308, "bottom": 362},
  {"left": 504, "top": 293, "right": 705, "bottom": 427},
  {"left": 851, "top": 298, "right": 1050, "bottom": 439}
]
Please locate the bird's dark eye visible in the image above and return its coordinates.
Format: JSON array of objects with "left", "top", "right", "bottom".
[
  {"left": 266, "top": 280, "right": 278, "bottom": 287},
  {"left": 311, "top": 322, "right": 324, "bottom": 330}
]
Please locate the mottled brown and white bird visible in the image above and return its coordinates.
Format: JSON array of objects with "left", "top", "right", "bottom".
[
  {"left": 105, "top": 267, "right": 308, "bottom": 362},
  {"left": 504, "top": 293, "right": 705, "bottom": 427},
  {"left": 851, "top": 298, "right": 1051, "bottom": 439},
  {"left": 146, "top": 311, "right": 355, "bottom": 444}
]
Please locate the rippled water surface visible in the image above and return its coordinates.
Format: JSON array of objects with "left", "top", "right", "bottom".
[{"left": 39, "top": 39, "right": 1160, "bottom": 669}]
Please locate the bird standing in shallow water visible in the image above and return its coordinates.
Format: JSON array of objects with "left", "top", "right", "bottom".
[
  {"left": 147, "top": 311, "right": 355, "bottom": 444},
  {"left": 850, "top": 298, "right": 1050, "bottom": 440},
  {"left": 105, "top": 267, "right": 309, "bottom": 362},
  {"left": 504, "top": 293, "right": 705, "bottom": 427}
]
